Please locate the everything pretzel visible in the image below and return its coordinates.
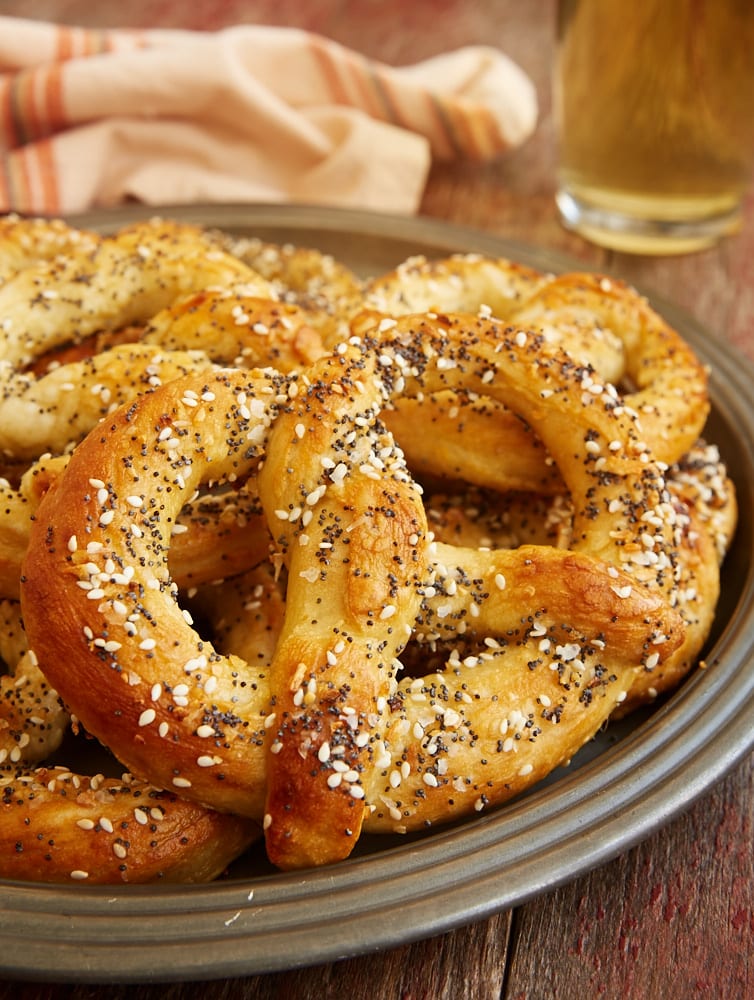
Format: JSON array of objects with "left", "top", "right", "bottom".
[
  {"left": 368, "top": 256, "right": 709, "bottom": 491},
  {"left": 0, "top": 219, "right": 278, "bottom": 462},
  {"left": 0, "top": 215, "right": 101, "bottom": 285},
  {"left": 0, "top": 596, "right": 258, "bottom": 884},
  {"left": 19, "top": 313, "right": 684, "bottom": 872},
  {"left": 223, "top": 234, "right": 365, "bottom": 348}
]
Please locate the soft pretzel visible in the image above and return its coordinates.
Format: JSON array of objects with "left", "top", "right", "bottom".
[
  {"left": 0, "top": 454, "right": 273, "bottom": 601},
  {"left": 20, "top": 368, "right": 292, "bottom": 822},
  {"left": 365, "top": 254, "right": 622, "bottom": 493},
  {"left": 419, "top": 437, "right": 736, "bottom": 715},
  {"left": 0, "top": 600, "right": 68, "bottom": 766},
  {"left": 4, "top": 214, "right": 732, "bottom": 881},
  {"left": 0, "top": 477, "right": 30, "bottom": 600},
  {"left": 222, "top": 235, "right": 364, "bottom": 348},
  {"left": 1, "top": 344, "right": 216, "bottom": 462},
  {"left": 0, "top": 215, "right": 101, "bottom": 285},
  {"left": 141, "top": 288, "right": 325, "bottom": 371},
  {"left": 0, "top": 600, "right": 259, "bottom": 884},
  {"left": 0, "top": 219, "right": 277, "bottom": 463},
  {"left": 257, "top": 313, "right": 692, "bottom": 858},
  {"left": 0, "top": 768, "right": 258, "bottom": 884},
  {"left": 614, "top": 440, "right": 737, "bottom": 712},
  {"left": 368, "top": 257, "right": 709, "bottom": 491},
  {"left": 0, "top": 219, "right": 268, "bottom": 369}
]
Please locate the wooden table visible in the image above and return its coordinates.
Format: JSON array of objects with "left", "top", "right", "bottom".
[{"left": 2, "top": 2, "right": 753, "bottom": 996}]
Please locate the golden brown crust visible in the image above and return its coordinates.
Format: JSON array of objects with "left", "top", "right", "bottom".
[
  {"left": 21, "top": 369, "right": 289, "bottom": 820},
  {"left": 20, "top": 321, "right": 688, "bottom": 871},
  {"left": 364, "top": 259, "right": 709, "bottom": 492},
  {"left": 0, "top": 215, "right": 101, "bottom": 285},
  {"left": 0, "top": 457, "right": 273, "bottom": 600},
  {"left": 141, "top": 289, "right": 326, "bottom": 372},
  {"left": 223, "top": 235, "right": 364, "bottom": 348},
  {"left": 0, "top": 768, "right": 258, "bottom": 884}
]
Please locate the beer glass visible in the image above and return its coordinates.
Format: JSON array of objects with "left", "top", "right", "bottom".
[{"left": 554, "top": 0, "right": 754, "bottom": 254}]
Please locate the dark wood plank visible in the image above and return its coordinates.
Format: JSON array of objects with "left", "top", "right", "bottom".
[
  {"left": 0, "top": 912, "right": 512, "bottom": 999},
  {"left": 505, "top": 757, "right": 754, "bottom": 999}
]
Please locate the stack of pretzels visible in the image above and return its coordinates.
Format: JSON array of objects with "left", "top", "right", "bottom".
[{"left": 0, "top": 215, "right": 736, "bottom": 883}]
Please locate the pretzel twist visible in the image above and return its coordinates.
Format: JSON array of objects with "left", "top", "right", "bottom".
[
  {"left": 0, "top": 594, "right": 258, "bottom": 884},
  {"left": 19, "top": 313, "right": 686, "bottom": 870},
  {"left": 0, "top": 219, "right": 274, "bottom": 462},
  {"left": 222, "top": 235, "right": 365, "bottom": 348},
  {"left": 0, "top": 215, "right": 101, "bottom": 285},
  {"left": 367, "top": 257, "right": 709, "bottom": 491}
]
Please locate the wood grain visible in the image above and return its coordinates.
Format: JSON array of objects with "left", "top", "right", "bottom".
[{"left": 1, "top": 1, "right": 753, "bottom": 996}]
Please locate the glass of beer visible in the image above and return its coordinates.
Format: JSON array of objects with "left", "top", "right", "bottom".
[{"left": 554, "top": 0, "right": 754, "bottom": 254}]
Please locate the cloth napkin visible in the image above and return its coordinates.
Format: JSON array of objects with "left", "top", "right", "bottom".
[{"left": 0, "top": 16, "right": 537, "bottom": 217}]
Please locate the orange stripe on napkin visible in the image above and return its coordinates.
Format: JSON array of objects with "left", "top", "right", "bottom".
[
  {"left": 5, "top": 148, "right": 32, "bottom": 213},
  {"left": 0, "top": 76, "right": 19, "bottom": 150},
  {"left": 33, "top": 137, "right": 59, "bottom": 214},
  {"left": 0, "top": 161, "right": 9, "bottom": 210},
  {"left": 5, "top": 72, "right": 32, "bottom": 147},
  {"left": 373, "top": 67, "right": 459, "bottom": 160},
  {"left": 338, "top": 50, "right": 391, "bottom": 122},
  {"left": 309, "top": 35, "right": 392, "bottom": 123},
  {"left": 437, "top": 98, "right": 503, "bottom": 162},
  {"left": 44, "top": 63, "right": 66, "bottom": 133},
  {"left": 54, "top": 24, "right": 75, "bottom": 62},
  {"left": 17, "top": 70, "right": 43, "bottom": 145}
]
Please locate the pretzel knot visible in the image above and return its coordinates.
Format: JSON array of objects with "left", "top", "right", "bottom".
[
  {"left": 20, "top": 304, "right": 687, "bottom": 872},
  {"left": 0, "top": 217, "right": 275, "bottom": 461},
  {"left": 367, "top": 256, "right": 709, "bottom": 492}
]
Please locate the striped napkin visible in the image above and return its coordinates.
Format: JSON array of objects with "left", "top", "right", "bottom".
[{"left": 0, "top": 16, "right": 538, "bottom": 216}]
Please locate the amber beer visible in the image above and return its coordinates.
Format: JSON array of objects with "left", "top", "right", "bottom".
[{"left": 554, "top": 0, "right": 754, "bottom": 253}]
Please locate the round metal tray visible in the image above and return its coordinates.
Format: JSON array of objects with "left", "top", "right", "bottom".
[{"left": 2, "top": 204, "right": 753, "bottom": 984}]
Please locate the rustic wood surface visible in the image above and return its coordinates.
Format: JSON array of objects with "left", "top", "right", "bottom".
[{"left": 2, "top": 2, "right": 753, "bottom": 997}]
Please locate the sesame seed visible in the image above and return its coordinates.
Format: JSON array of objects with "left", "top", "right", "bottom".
[{"left": 197, "top": 755, "right": 219, "bottom": 767}]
